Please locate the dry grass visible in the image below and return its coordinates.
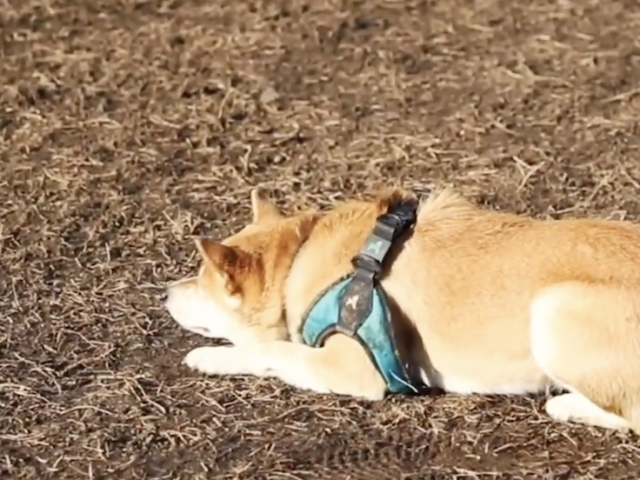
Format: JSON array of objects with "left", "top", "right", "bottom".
[{"left": 3, "top": 0, "right": 640, "bottom": 478}]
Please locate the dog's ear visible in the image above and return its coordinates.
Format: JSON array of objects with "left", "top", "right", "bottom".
[
  {"left": 194, "top": 238, "right": 252, "bottom": 298},
  {"left": 250, "top": 188, "right": 282, "bottom": 223}
]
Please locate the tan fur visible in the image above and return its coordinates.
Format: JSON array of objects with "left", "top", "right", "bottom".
[{"left": 165, "top": 186, "right": 640, "bottom": 432}]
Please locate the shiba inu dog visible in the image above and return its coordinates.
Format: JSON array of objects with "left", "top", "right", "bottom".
[{"left": 164, "top": 186, "right": 640, "bottom": 433}]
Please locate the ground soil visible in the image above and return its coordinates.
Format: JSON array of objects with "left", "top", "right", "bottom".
[{"left": 3, "top": 0, "right": 640, "bottom": 478}]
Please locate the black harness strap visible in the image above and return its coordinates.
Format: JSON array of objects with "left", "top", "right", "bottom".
[{"left": 337, "top": 198, "right": 420, "bottom": 336}]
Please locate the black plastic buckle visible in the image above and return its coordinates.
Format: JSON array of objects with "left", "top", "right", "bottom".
[
  {"left": 338, "top": 197, "right": 420, "bottom": 336},
  {"left": 385, "top": 199, "right": 419, "bottom": 232},
  {"left": 350, "top": 199, "right": 419, "bottom": 276},
  {"left": 351, "top": 252, "right": 383, "bottom": 276}
]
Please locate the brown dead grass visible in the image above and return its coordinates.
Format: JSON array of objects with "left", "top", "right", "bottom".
[{"left": 3, "top": 0, "right": 640, "bottom": 478}]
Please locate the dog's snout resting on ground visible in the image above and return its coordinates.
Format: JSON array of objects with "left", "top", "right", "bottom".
[{"left": 164, "top": 186, "right": 640, "bottom": 433}]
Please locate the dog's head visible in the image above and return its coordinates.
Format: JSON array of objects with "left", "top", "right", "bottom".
[{"left": 164, "top": 190, "right": 319, "bottom": 345}]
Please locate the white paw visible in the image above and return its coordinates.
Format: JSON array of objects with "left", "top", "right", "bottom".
[
  {"left": 545, "top": 393, "right": 630, "bottom": 431},
  {"left": 544, "top": 394, "right": 576, "bottom": 422},
  {"left": 183, "top": 346, "right": 238, "bottom": 376}
]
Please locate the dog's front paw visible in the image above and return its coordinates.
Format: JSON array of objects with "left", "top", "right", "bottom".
[{"left": 183, "top": 346, "right": 238, "bottom": 376}]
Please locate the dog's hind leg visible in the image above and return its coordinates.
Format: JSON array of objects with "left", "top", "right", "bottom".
[{"left": 530, "top": 281, "right": 640, "bottom": 432}]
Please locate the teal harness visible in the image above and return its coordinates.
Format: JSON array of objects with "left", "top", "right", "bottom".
[{"left": 300, "top": 198, "right": 428, "bottom": 395}]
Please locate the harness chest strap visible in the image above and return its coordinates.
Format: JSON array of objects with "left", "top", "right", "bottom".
[{"left": 300, "top": 197, "right": 429, "bottom": 394}]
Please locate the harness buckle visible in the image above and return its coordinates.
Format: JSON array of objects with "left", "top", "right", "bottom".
[
  {"left": 350, "top": 198, "right": 419, "bottom": 277},
  {"left": 351, "top": 248, "right": 386, "bottom": 276}
]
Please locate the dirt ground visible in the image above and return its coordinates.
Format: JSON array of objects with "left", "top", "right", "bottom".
[{"left": 4, "top": 0, "right": 640, "bottom": 478}]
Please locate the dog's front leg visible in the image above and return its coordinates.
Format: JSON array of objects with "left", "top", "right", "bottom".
[{"left": 183, "top": 336, "right": 387, "bottom": 400}]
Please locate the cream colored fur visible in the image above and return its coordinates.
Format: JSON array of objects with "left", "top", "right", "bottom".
[{"left": 164, "top": 187, "right": 640, "bottom": 433}]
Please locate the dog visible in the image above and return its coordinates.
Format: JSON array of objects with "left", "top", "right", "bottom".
[{"left": 164, "top": 186, "right": 640, "bottom": 433}]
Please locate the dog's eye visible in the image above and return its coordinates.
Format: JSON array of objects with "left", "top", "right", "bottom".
[{"left": 192, "top": 327, "right": 211, "bottom": 335}]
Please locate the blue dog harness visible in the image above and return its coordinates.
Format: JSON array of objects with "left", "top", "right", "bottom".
[{"left": 300, "top": 198, "right": 429, "bottom": 395}]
